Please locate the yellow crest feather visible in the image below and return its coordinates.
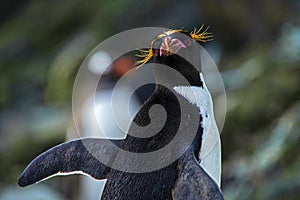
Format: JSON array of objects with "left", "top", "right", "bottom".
[
  {"left": 134, "top": 48, "right": 153, "bottom": 69},
  {"left": 190, "top": 25, "right": 213, "bottom": 42},
  {"left": 135, "top": 26, "right": 213, "bottom": 68}
]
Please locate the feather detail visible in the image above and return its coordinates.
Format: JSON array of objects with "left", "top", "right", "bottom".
[
  {"left": 135, "top": 48, "right": 153, "bottom": 69},
  {"left": 190, "top": 25, "right": 214, "bottom": 42}
]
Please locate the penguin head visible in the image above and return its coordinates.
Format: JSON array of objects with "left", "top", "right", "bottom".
[
  {"left": 152, "top": 31, "right": 202, "bottom": 86},
  {"left": 136, "top": 27, "right": 213, "bottom": 87}
]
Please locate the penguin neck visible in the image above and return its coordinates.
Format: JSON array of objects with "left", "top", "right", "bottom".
[
  {"left": 154, "top": 66, "right": 202, "bottom": 90},
  {"left": 153, "top": 53, "right": 202, "bottom": 88}
]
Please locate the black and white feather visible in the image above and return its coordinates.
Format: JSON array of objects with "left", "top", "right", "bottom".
[{"left": 18, "top": 29, "right": 224, "bottom": 200}]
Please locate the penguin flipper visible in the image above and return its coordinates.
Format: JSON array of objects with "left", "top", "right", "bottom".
[
  {"left": 172, "top": 152, "right": 224, "bottom": 200},
  {"left": 18, "top": 138, "right": 122, "bottom": 187}
]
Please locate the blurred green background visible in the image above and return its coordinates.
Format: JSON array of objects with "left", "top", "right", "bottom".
[{"left": 0, "top": 0, "right": 299, "bottom": 199}]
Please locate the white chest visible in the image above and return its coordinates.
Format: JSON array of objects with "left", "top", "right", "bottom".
[{"left": 173, "top": 73, "right": 222, "bottom": 186}]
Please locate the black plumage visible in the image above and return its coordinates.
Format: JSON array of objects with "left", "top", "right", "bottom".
[{"left": 18, "top": 29, "right": 224, "bottom": 200}]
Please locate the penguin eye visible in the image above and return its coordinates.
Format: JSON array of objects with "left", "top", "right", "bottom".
[{"left": 185, "top": 39, "right": 192, "bottom": 47}]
